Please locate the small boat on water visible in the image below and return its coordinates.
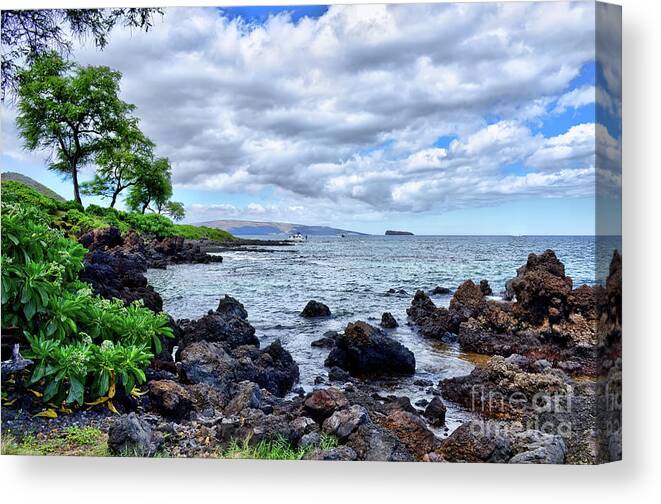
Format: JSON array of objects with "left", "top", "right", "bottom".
[{"left": 287, "top": 232, "right": 307, "bottom": 242}]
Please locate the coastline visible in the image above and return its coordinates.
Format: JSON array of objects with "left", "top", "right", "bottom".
[{"left": 2, "top": 227, "right": 621, "bottom": 463}]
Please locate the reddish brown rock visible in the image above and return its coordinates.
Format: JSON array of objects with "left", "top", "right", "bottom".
[
  {"left": 148, "top": 380, "right": 193, "bottom": 419},
  {"left": 303, "top": 387, "right": 349, "bottom": 422},
  {"left": 381, "top": 410, "right": 437, "bottom": 459}
]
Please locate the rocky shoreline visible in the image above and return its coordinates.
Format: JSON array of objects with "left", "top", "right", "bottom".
[{"left": 1, "top": 228, "right": 621, "bottom": 463}]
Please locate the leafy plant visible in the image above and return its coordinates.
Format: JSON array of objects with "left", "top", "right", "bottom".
[
  {"left": 2, "top": 198, "right": 174, "bottom": 408},
  {"left": 63, "top": 209, "right": 109, "bottom": 236}
]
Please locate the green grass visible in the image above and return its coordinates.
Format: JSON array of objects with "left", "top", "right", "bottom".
[
  {"left": 1, "top": 429, "right": 339, "bottom": 459},
  {"left": 220, "top": 434, "right": 338, "bottom": 460},
  {"left": 1, "top": 426, "right": 109, "bottom": 457}
]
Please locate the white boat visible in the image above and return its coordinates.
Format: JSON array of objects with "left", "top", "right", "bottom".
[{"left": 287, "top": 232, "right": 306, "bottom": 242}]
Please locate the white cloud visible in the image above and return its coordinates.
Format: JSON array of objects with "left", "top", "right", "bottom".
[
  {"left": 527, "top": 123, "right": 596, "bottom": 171},
  {"left": 554, "top": 85, "right": 596, "bottom": 114},
  {"left": 2, "top": 2, "right": 606, "bottom": 222}
]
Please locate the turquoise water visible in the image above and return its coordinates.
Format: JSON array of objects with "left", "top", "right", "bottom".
[{"left": 148, "top": 235, "right": 601, "bottom": 432}]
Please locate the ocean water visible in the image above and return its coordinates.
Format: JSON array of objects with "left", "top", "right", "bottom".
[{"left": 147, "top": 235, "right": 602, "bottom": 433}]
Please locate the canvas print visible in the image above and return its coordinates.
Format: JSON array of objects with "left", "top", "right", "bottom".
[{"left": 1, "top": 2, "right": 621, "bottom": 464}]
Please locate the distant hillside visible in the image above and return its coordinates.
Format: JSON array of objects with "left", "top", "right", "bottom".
[
  {"left": 1, "top": 172, "right": 65, "bottom": 201},
  {"left": 196, "top": 219, "right": 367, "bottom": 236}
]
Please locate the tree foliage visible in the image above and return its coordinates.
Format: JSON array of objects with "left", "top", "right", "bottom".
[
  {"left": 1, "top": 8, "right": 162, "bottom": 100},
  {"left": 125, "top": 157, "right": 173, "bottom": 213},
  {"left": 81, "top": 120, "right": 155, "bottom": 207},
  {"left": 16, "top": 52, "right": 135, "bottom": 205},
  {"left": 161, "top": 201, "right": 186, "bottom": 221}
]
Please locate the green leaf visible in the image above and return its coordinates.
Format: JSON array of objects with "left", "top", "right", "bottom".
[
  {"left": 43, "top": 379, "right": 61, "bottom": 402},
  {"left": 24, "top": 300, "right": 36, "bottom": 320},
  {"left": 66, "top": 376, "right": 85, "bottom": 405}
]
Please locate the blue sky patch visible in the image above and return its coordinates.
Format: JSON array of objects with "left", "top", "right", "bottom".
[{"left": 219, "top": 5, "right": 329, "bottom": 24}]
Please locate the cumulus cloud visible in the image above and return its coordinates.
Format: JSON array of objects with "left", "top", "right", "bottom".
[
  {"left": 2, "top": 2, "right": 614, "bottom": 224},
  {"left": 554, "top": 85, "right": 596, "bottom": 114}
]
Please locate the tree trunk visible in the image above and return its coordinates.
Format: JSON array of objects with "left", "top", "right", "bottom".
[
  {"left": 110, "top": 191, "right": 118, "bottom": 208},
  {"left": 71, "top": 161, "right": 82, "bottom": 205}
]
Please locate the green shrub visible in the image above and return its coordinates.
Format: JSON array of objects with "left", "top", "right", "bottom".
[
  {"left": 84, "top": 204, "right": 130, "bottom": 233},
  {"left": 173, "top": 223, "right": 234, "bottom": 241},
  {"left": 1, "top": 180, "right": 81, "bottom": 213},
  {"left": 1, "top": 201, "right": 173, "bottom": 408},
  {"left": 123, "top": 212, "right": 175, "bottom": 237},
  {"left": 63, "top": 209, "right": 110, "bottom": 235}
]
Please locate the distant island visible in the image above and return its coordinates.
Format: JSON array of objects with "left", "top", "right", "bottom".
[
  {"left": 196, "top": 219, "right": 367, "bottom": 237},
  {"left": 385, "top": 230, "right": 414, "bottom": 236}
]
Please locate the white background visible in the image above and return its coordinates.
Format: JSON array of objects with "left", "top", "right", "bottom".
[{"left": 1, "top": 1, "right": 658, "bottom": 503}]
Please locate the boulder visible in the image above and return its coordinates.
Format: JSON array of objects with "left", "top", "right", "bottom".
[
  {"left": 180, "top": 340, "right": 299, "bottom": 398},
  {"left": 327, "top": 366, "right": 351, "bottom": 382},
  {"left": 217, "top": 409, "right": 298, "bottom": 446},
  {"left": 387, "top": 288, "right": 409, "bottom": 296},
  {"left": 80, "top": 248, "right": 162, "bottom": 312},
  {"left": 325, "top": 321, "right": 415, "bottom": 376},
  {"left": 457, "top": 318, "right": 541, "bottom": 356},
  {"left": 303, "top": 387, "right": 349, "bottom": 422},
  {"left": 424, "top": 397, "right": 447, "bottom": 426},
  {"left": 440, "top": 356, "right": 569, "bottom": 420},
  {"left": 301, "top": 300, "right": 331, "bottom": 318},
  {"left": 248, "top": 340, "right": 300, "bottom": 396},
  {"left": 311, "top": 332, "right": 337, "bottom": 348},
  {"left": 216, "top": 295, "right": 249, "bottom": 320},
  {"left": 148, "top": 380, "right": 193, "bottom": 420},
  {"left": 151, "top": 235, "right": 223, "bottom": 265},
  {"left": 407, "top": 290, "right": 456, "bottom": 339},
  {"left": 383, "top": 395, "right": 418, "bottom": 415},
  {"left": 380, "top": 312, "right": 399, "bottom": 329},
  {"left": 437, "top": 421, "right": 511, "bottom": 463},
  {"left": 507, "top": 249, "right": 573, "bottom": 323},
  {"left": 322, "top": 405, "right": 370, "bottom": 441},
  {"left": 107, "top": 413, "right": 163, "bottom": 456},
  {"left": 430, "top": 286, "right": 451, "bottom": 295},
  {"left": 291, "top": 416, "right": 318, "bottom": 438},
  {"left": 347, "top": 424, "right": 413, "bottom": 462},
  {"left": 79, "top": 226, "right": 123, "bottom": 251},
  {"left": 480, "top": 279, "right": 493, "bottom": 296},
  {"left": 303, "top": 446, "right": 358, "bottom": 461},
  {"left": 509, "top": 430, "right": 566, "bottom": 464},
  {"left": 224, "top": 380, "right": 262, "bottom": 415},
  {"left": 449, "top": 280, "right": 487, "bottom": 321},
  {"left": 407, "top": 290, "right": 437, "bottom": 322},
  {"left": 382, "top": 410, "right": 437, "bottom": 459},
  {"left": 178, "top": 309, "right": 258, "bottom": 351},
  {"left": 298, "top": 431, "right": 322, "bottom": 450}
]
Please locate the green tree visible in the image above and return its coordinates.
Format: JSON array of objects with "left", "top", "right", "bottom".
[
  {"left": 16, "top": 52, "right": 135, "bottom": 205},
  {"left": 161, "top": 201, "right": 186, "bottom": 221},
  {"left": 2, "top": 8, "right": 162, "bottom": 100},
  {"left": 81, "top": 120, "right": 155, "bottom": 208},
  {"left": 125, "top": 157, "right": 173, "bottom": 214}
]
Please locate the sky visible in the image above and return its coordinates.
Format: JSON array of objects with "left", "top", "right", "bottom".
[{"left": 1, "top": 2, "right": 622, "bottom": 235}]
